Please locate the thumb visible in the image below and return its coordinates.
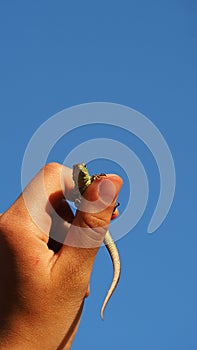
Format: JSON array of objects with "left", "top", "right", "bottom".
[
  {"left": 66, "top": 174, "right": 122, "bottom": 249},
  {"left": 54, "top": 175, "right": 122, "bottom": 292}
]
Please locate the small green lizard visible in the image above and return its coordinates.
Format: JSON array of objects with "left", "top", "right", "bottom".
[{"left": 72, "top": 163, "right": 121, "bottom": 320}]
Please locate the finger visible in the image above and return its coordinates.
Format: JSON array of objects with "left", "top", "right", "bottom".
[
  {"left": 0, "top": 163, "right": 75, "bottom": 243},
  {"left": 53, "top": 175, "right": 123, "bottom": 294},
  {"left": 47, "top": 199, "right": 74, "bottom": 253},
  {"left": 65, "top": 175, "right": 122, "bottom": 249}
]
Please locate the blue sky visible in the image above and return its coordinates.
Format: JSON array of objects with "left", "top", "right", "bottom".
[{"left": 0, "top": 1, "right": 197, "bottom": 349}]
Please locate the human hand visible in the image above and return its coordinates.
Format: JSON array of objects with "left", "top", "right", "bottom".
[{"left": 0, "top": 163, "right": 122, "bottom": 350}]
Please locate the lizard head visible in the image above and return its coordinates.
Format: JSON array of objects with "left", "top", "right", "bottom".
[
  {"left": 73, "top": 162, "right": 87, "bottom": 173},
  {"left": 72, "top": 163, "right": 91, "bottom": 195}
]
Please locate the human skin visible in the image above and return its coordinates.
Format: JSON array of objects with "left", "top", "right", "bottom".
[{"left": 0, "top": 163, "right": 122, "bottom": 350}]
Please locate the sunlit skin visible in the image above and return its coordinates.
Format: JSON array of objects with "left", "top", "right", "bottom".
[{"left": 0, "top": 163, "right": 122, "bottom": 350}]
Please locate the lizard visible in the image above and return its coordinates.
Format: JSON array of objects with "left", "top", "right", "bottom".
[{"left": 72, "top": 163, "right": 121, "bottom": 320}]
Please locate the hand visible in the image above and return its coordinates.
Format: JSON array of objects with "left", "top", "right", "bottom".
[{"left": 0, "top": 163, "right": 122, "bottom": 350}]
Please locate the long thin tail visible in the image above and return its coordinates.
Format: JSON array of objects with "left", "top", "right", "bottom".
[{"left": 101, "top": 230, "right": 121, "bottom": 320}]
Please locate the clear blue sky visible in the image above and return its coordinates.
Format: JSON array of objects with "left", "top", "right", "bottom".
[{"left": 0, "top": 1, "right": 197, "bottom": 349}]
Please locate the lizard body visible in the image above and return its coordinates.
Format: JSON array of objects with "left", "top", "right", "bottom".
[{"left": 72, "top": 163, "right": 121, "bottom": 320}]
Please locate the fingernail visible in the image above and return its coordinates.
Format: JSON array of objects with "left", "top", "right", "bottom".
[{"left": 98, "top": 179, "right": 116, "bottom": 206}]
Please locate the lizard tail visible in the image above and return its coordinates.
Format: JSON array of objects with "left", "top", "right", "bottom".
[{"left": 100, "top": 230, "right": 121, "bottom": 320}]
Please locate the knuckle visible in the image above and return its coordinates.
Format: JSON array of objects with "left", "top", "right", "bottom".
[
  {"left": 43, "top": 162, "right": 62, "bottom": 174},
  {"left": 82, "top": 211, "right": 107, "bottom": 234}
]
